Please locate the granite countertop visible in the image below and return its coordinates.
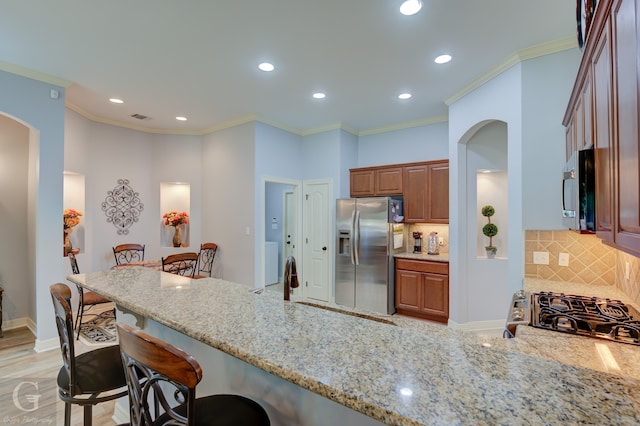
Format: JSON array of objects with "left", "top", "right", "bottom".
[
  {"left": 395, "top": 252, "right": 449, "bottom": 262},
  {"left": 68, "top": 269, "right": 640, "bottom": 425}
]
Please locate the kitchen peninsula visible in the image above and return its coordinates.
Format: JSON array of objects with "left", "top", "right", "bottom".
[{"left": 68, "top": 268, "right": 640, "bottom": 425}]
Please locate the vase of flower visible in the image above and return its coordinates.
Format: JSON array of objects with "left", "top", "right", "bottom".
[
  {"left": 63, "top": 209, "right": 83, "bottom": 257},
  {"left": 163, "top": 210, "right": 189, "bottom": 247},
  {"left": 172, "top": 226, "right": 182, "bottom": 247},
  {"left": 64, "top": 228, "right": 73, "bottom": 256}
]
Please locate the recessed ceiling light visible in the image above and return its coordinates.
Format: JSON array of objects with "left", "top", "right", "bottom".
[
  {"left": 435, "top": 54, "right": 452, "bottom": 64},
  {"left": 176, "top": 116, "right": 187, "bottom": 121},
  {"left": 312, "top": 92, "right": 326, "bottom": 99},
  {"left": 258, "top": 62, "right": 275, "bottom": 72},
  {"left": 398, "top": 93, "right": 412, "bottom": 100},
  {"left": 400, "top": 0, "right": 422, "bottom": 16},
  {"left": 109, "top": 98, "right": 124, "bottom": 104}
]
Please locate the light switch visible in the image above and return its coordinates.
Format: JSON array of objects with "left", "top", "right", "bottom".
[
  {"left": 533, "top": 251, "right": 549, "bottom": 265},
  {"left": 558, "top": 253, "right": 569, "bottom": 267}
]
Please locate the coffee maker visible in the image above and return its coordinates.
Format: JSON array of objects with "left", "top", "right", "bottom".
[{"left": 412, "top": 232, "right": 423, "bottom": 253}]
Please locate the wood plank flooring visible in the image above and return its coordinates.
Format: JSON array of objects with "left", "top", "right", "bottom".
[{"left": 0, "top": 327, "right": 118, "bottom": 425}]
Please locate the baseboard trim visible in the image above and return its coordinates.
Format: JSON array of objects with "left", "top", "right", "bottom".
[
  {"left": 34, "top": 337, "right": 59, "bottom": 353},
  {"left": 3, "top": 316, "right": 35, "bottom": 333},
  {"left": 448, "top": 319, "right": 505, "bottom": 334}
]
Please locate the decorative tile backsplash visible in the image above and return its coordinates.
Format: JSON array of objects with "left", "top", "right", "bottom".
[
  {"left": 525, "top": 230, "right": 640, "bottom": 306},
  {"left": 408, "top": 224, "right": 449, "bottom": 254},
  {"left": 525, "top": 230, "right": 616, "bottom": 285}
]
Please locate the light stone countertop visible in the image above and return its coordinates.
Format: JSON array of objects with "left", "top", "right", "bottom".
[
  {"left": 394, "top": 252, "right": 449, "bottom": 262},
  {"left": 68, "top": 268, "right": 640, "bottom": 426}
]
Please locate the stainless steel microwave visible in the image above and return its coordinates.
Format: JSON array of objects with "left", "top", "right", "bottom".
[{"left": 562, "top": 147, "right": 595, "bottom": 232}]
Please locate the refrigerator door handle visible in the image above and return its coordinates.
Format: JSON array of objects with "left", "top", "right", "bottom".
[
  {"left": 354, "top": 210, "right": 360, "bottom": 265},
  {"left": 349, "top": 210, "right": 356, "bottom": 265}
]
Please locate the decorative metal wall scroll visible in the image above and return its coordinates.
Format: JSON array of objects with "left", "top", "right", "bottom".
[{"left": 101, "top": 179, "right": 144, "bottom": 235}]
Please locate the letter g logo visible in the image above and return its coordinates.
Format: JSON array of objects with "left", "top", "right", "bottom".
[{"left": 13, "top": 381, "right": 41, "bottom": 412}]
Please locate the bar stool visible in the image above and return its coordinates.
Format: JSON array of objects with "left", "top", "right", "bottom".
[
  {"left": 50, "top": 283, "right": 127, "bottom": 426},
  {"left": 117, "top": 323, "right": 271, "bottom": 425}
]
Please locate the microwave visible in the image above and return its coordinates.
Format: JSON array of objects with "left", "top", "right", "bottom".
[{"left": 562, "top": 147, "right": 595, "bottom": 232}]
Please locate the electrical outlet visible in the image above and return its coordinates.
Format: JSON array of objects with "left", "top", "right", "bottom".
[
  {"left": 437, "top": 236, "right": 444, "bottom": 246},
  {"left": 533, "top": 251, "right": 549, "bottom": 265},
  {"left": 558, "top": 253, "right": 569, "bottom": 267},
  {"left": 626, "top": 262, "right": 630, "bottom": 281}
]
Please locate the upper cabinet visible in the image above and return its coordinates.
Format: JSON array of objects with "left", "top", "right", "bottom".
[
  {"left": 564, "top": 0, "right": 640, "bottom": 256},
  {"left": 404, "top": 161, "right": 449, "bottom": 223},
  {"left": 350, "top": 160, "right": 449, "bottom": 223},
  {"left": 350, "top": 166, "right": 403, "bottom": 197}
]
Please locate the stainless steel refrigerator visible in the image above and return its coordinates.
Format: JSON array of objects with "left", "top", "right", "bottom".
[{"left": 335, "top": 197, "right": 405, "bottom": 315}]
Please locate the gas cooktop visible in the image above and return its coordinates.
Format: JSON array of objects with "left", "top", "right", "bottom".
[{"left": 505, "top": 291, "right": 640, "bottom": 346}]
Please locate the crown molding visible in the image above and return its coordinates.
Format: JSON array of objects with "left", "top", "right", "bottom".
[
  {"left": 66, "top": 102, "right": 204, "bottom": 135},
  {"left": 359, "top": 115, "right": 448, "bottom": 137},
  {"left": 0, "top": 61, "right": 73, "bottom": 88},
  {"left": 445, "top": 36, "right": 578, "bottom": 106}
]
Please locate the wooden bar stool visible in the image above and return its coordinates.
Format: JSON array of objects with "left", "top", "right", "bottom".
[
  {"left": 50, "top": 283, "right": 127, "bottom": 426},
  {"left": 117, "top": 323, "right": 271, "bottom": 425}
]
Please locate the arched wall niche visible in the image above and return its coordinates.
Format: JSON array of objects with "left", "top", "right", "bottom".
[{"left": 454, "top": 118, "right": 510, "bottom": 324}]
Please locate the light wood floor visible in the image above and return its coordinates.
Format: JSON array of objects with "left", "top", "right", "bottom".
[{"left": 0, "top": 327, "right": 118, "bottom": 425}]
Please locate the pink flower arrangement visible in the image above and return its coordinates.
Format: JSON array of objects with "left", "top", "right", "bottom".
[
  {"left": 63, "top": 209, "right": 83, "bottom": 229},
  {"left": 163, "top": 210, "right": 189, "bottom": 227}
]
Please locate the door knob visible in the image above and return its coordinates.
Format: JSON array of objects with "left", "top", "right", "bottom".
[{"left": 322, "top": 246, "right": 327, "bottom": 251}]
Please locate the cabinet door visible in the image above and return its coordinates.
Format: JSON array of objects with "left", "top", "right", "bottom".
[
  {"left": 426, "top": 162, "right": 449, "bottom": 223},
  {"left": 592, "top": 20, "right": 614, "bottom": 242},
  {"left": 350, "top": 170, "right": 375, "bottom": 197},
  {"left": 421, "top": 273, "right": 449, "bottom": 320},
  {"left": 612, "top": 0, "right": 640, "bottom": 252},
  {"left": 375, "top": 167, "right": 403, "bottom": 195},
  {"left": 395, "top": 269, "right": 421, "bottom": 312},
  {"left": 403, "top": 165, "right": 428, "bottom": 222}
]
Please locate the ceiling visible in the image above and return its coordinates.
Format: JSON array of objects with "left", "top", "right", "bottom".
[{"left": 0, "top": 1, "right": 577, "bottom": 135}]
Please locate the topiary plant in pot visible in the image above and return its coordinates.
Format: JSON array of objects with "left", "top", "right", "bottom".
[{"left": 481, "top": 205, "right": 498, "bottom": 258}]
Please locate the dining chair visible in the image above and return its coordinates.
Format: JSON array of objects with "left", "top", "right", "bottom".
[
  {"left": 50, "top": 283, "right": 128, "bottom": 426},
  {"left": 113, "top": 243, "right": 145, "bottom": 265},
  {"left": 194, "top": 242, "right": 218, "bottom": 279},
  {"left": 161, "top": 252, "right": 199, "bottom": 277},
  {"left": 117, "top": 323, "right": 271, "bottom": 426},
  {"left": 69, "top": 252, "right": 115, "bottom": 340}
]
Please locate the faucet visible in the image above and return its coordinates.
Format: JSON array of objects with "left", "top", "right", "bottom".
[{"left": 284, "top": 256, "right": 299, "bottom": 300}]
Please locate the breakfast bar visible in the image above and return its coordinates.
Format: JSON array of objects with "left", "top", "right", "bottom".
[{"left": 67, "top": 268, "right": 640, "bottom": 425}]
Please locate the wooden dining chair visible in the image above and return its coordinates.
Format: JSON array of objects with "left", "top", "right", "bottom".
[
  {"left": 51, "top": 283, "right": 128, "bottom": 426},
  {"left": 69, "top": 252, "right": 114, "bottom": 340},
  {"left": 161, "top": 252, "right": 199, "bottom": 277},
  {"left": 117, "top": 323, "right": 271, "bottom": 426},
  {"left": 113, "top": 243, "right": 145, "bottom": 265},
  {"left": 194, "top": 243, "right": 218, "bottom": 279}
]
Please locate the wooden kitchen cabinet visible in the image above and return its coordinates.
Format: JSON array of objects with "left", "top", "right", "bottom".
[
  {"left": 611, "top": 0, "right": 640, "bottom": 253},
  {"left": 349, "top": 166, "right": 402, "bottom": 197},
  {"left": 395, "top": 258, "right": 449, "bottom": 323},
  {"left": 350, "top": 169, "right": 375, "bottom": 197},
  {"left": 403, "top": 161, "right": 449, "bottom": 223},
  {"left": 564, "top": 0, "right": 640, "bottom": 256}
]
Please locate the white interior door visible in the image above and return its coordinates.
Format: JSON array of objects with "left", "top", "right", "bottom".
[{"left": 302, "top": 180, "right": 331, "bottom": 302}]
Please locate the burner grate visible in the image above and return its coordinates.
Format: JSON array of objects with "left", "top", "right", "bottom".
[{"left": 531, "top": 292, "right": 640, "bottom": 346}]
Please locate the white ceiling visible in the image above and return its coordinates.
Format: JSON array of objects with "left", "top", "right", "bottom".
[{"left": 0, "top": 0, "right": 577, "bottom": 135}]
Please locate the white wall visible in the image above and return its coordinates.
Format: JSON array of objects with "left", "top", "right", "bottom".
[
  {"left": 448, "top": 48, "right": 581, "bottom": 325},
  {"left": 521, "top": 49, "right": 581, "bottom": 230},
  {"left": 0, "top": 115, "right": 29, "bottom": 322},
  {"left": 202, "top": 123, "right": 255, "bottom": 286},
  {"left": 449, "top": 64, "right": 523, "bottom": 325},
  {"left": 0, "top": 70, "right": 65, "bottom": 344},
  {"left": 357, "top": 121, "right": 449, "bottom": 167}
]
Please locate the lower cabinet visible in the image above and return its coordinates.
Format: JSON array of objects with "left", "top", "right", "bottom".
[{"left": 395, "top": 258, "right": 449, "bottom": 323}]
